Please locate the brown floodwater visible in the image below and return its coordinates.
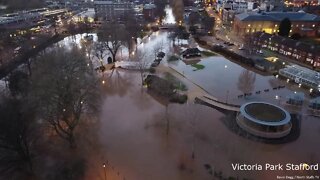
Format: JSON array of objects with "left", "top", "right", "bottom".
[{"left": 83, "top": 69, "right": 320, "bottom": 180}]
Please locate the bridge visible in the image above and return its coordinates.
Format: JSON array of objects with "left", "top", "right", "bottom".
[
  {"left": 195, "top": 95, "right": 240, "bottom": 112},
  {"left": 159, "top": 23, "right": 178, "bottom": 30},
  {"left": 115, "top": 61, "right": 151, "bottom": 70}
]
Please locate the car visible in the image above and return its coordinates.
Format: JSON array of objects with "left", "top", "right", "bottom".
[
  {"left": 257, "top": 50, "right": 263, "bottom": 54},
  {"left": 227, "top": 42, "right": 234, "bottom": 46},
  {"left": 157, "top": 52, "right": 165, "bottom": 58},
  {"left": 84, "top": 35, "right": 94, "bottom": 41},
  {"left": 155, "top": 57, "right": 162, "bottom": 62}
]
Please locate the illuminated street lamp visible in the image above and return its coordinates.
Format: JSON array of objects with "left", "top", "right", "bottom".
[{"left": 103, "top": 162, "right": 107, "bottom": 180}]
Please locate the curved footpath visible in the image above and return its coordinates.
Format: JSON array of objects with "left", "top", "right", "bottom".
[{"left": 156, "top": 64, "right": 240, "bottom": 111}]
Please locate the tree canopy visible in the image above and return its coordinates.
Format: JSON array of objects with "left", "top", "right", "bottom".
[
  {"left": 30, "top": 46, "right": 101, "bottom": 148},
  {"left": 278, "top": 18, "right": 292, "bottom": 37}
]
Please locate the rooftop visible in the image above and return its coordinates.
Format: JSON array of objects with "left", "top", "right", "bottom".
[
  {"left": 240, "top": 102, "right": 291, "bottom": 126},
  {"left": 279, "top": 65, "right": 320, "bottom": 87},
  {"left": 236, "top": 11, "right": 320, "bottom": 22}
]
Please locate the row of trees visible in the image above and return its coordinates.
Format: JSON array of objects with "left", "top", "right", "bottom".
[
  {"left": 171, "top": 0, "right": 185, "bottom": 23},
  {"left": 1, "top": 45, "right": 102, "bottom": 179}
]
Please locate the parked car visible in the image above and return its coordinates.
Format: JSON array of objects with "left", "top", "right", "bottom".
[
  {"left": 257, "top": 50, "right": 263, "bottom": 54},
  {"left": 155, "top": 57, "right": 162, "bottom": 62},
  {"left": 181, "top": 48, "right": 201, "bottom": 58},
  {"left": 157, "top": 52, "right": 165, "bottom": 58}
]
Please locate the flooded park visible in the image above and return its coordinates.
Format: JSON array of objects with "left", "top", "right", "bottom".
[{"left": 0, "top": 6, "right": 319, "bottom": 180}]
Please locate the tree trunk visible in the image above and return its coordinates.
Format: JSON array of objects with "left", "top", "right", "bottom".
[
  {"left": 68, "top": 133, "right": 76, "bottom": 149},
  {"left": 112, "top": 53, "right": 116, "bottom": 63}
]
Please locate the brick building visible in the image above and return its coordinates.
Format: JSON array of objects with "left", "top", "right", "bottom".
[
  {"left": 252, "top": 32, "right": 320, "bottom": 68},
  {"left": 234, "top": 11, "right": 320, "bottom": 37}
]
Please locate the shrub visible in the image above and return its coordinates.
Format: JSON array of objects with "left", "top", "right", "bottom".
[
  {"left": 170, "top": 94, "right": 188, "bottom": 104},
  {"left": 149, "top": 67, "right": 156, "bottom": 73},
  {"left": 167, "top": 55, "right": 179, "bottom": 62}
]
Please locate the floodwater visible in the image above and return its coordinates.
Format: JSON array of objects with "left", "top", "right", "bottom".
[
  {"left": 87, "top": 70, "right": 320, "bottom": 180},
  {"left": 168, "top": 56, "right": 302, "bottom": 105},
  {"left": 29, "top": 6, "right": 320, "bottom": 180}
]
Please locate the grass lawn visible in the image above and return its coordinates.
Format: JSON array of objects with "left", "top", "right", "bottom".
[
  {"left": 201, "top": 50, "right": 217, "bottom": 57},
  {"left": 191, "top": 63, "right": 205, "bottom": 71}
]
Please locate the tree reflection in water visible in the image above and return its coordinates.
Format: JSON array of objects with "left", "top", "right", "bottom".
[
  {"left": 237, "top": 70, "right": 256, "bottom": 95},
  {"left": 103, "top": 68, "right": 133, "bottom": 97}
]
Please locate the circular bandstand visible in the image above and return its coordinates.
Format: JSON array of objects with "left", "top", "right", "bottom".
[{"left": 236, "top": 102, "right": 292, "bottom": 139}]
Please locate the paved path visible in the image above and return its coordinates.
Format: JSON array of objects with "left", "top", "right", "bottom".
[
  {"left": 156, "top": 64, "right": 241, "bottom": 111},
  {"left": 197, "top": 95, "right": 240, "bottom": 112},
  {"left": 156, "top": 64, "right": 211, "bottom": 100}
]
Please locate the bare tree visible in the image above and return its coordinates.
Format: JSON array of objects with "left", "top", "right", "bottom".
[
  {"left": 152, "top": 41, "right": 164, "bottom": 59},
  {"left": 170, "top": 0, "right": 185, "bottom": 23},
  {"left": 132, "top": 50, "right": 149, "bottom": 85},
  {"left": 243, "top": 34, "right": 256, "bottom": 55},
  {"left": 81, "top": 38, "right": 94, "bottom": 62},
  {"left": 123, "top": 15, "right": 141, "bottom": 53},
  {"left": 0, "top": 97, "right": 37, "bottom": 179},
  {"left": 93, "top": 41, "right": 108, "bottom": 69},
  {"left": 30, "top": 46, "right": 100, "bottom": 148},
  {"left": 98, "top": 22, "right": 128, "bottom": 63},
  {"left": 237, "top": 70, "right": 256, "bottom": 95}
]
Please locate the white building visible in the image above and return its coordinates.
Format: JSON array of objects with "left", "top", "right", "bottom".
[{"left": 94, "top": 0, "right": 134, "bottom": 20}]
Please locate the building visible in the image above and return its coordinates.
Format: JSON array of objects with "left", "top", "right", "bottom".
[
  {"left": 142, "top": 3, "right": 156, "bottom": 21},
  {"left": 94, "top": 0, "right": 134, "bottom": 20},
  {"left": 284, "top": 0, "right": 319, "bottom": 7},
  {"left": 234, "top": 11, "right": 320, "bottom": 37},
  {"left": 222, "top": 1, "right": 248, "bottom": 26},
  {"left": 279, "top": 65, "right": 320, "bottom": 89},
  {"left": 0, "top": 8, "right": 67, "bottom": 30},
  {"left": 236, "top": 102, "right": 292, "bottom": 138},
  {"left": 252, "top": 32, "right": 320, "bottom": 68}
]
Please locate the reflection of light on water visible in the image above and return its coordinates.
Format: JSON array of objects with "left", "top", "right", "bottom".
[{"left": 163, "top": 6, "right": 176, "bottom": 24}]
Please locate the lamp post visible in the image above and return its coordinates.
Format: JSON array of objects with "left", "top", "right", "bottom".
[
  {"left": 103, "top": 162, "right": 108, "bottom": 180},
  {"left": 226, "top": 90, "right": 229, "bottom": 104}
]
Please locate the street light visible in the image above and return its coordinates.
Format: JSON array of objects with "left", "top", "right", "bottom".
[{"left": 103, "top": 162, "right": 108, "bottom": 180}]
